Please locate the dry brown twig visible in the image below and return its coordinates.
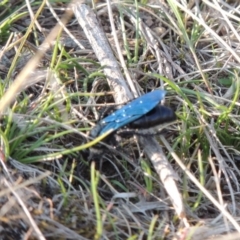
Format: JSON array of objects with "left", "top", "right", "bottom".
[{"left": 72, "top": 1, "right": 186, "bottom": 220}]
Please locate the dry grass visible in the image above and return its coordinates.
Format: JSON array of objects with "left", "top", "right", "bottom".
[{"left": 1, "top": 0, "right": 240, "bottom": 239}]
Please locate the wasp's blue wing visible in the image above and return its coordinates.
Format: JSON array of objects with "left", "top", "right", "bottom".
[{"left": 96, "top": 90, "right": 166, "bottom": 136}]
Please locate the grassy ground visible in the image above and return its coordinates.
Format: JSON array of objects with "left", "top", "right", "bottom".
[{"left": 1, "top": 0, "right": 240, "bottom": 239}]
